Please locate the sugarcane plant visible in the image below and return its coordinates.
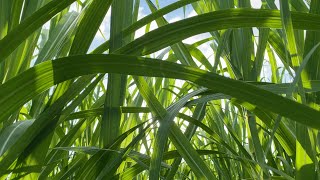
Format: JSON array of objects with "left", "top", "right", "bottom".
[{"left": 1, "top": 0, "right": 320, "bottom": 179}]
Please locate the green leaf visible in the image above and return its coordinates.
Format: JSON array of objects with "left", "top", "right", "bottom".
[
  {"left": 0, "top": 0, "right": 76, "bottom": 61},
  {"left": 1, "top": 54, "right": 320, "bottom": 129},
  {"left": 0, "top": 120, "right": 34, "bottom": 156},
  {"left": 117, "top": 8, "right": 320, "bottom": 55}
]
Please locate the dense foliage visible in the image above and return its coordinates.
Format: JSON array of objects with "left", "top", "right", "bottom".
[{"left": 1, "top": 0, "right": 320, "bottom": 179}]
